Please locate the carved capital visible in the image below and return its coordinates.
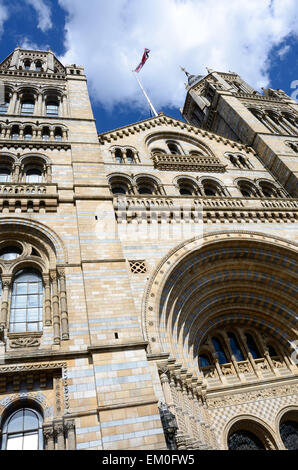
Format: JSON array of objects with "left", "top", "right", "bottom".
[
  {"left": 43, "top": 425, "right": 54, "bottom": 440},
  {"left": 57, "top": 268, "right": 65, "bottom": 278},
  {"left": 50, "top": 270, "right": 57, "bottom": 282},
  {"left": 64, "top": 419, "right": 75, "bottom": 432}
]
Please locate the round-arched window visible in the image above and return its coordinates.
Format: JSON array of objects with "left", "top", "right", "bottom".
[
  {"left": 280, "top": 420, "right": 298, "bottom": 450},
  {"left": 21, "top": 99, "right": 34, "bottom": 116},
  {"left": 0, "top": 246, "right": 22, "bottom": 260},
  {"left": 0, "top": 167, "right": 11, "bottom": 183},
  {"left": 9, "top": 269, "right": 43, "bottom": 333},
  {"left": 228, "top": 430, "right": 265, "bottom": 450},
  {"left": 1, "top": 407, "right": 43, "bottom": 450},
  {"left": 26, "top": 168, "right": 42, "bottom": 183},
  {"left": 138, "top": 186, "right": 153, "bottom": 195},
  {"left": 111, "top": 186, "right": 127, "bottom": 195}
]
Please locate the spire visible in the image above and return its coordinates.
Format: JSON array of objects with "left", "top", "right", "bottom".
[{"left": 180, "top": 66, "right": 204, "bottom": 87}]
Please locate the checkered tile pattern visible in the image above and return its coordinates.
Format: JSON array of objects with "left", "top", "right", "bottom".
[{"left": 208, "top": 393, "right": 298, "bottom": 442}]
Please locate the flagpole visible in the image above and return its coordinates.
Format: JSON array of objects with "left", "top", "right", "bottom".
[{"left": 133, "top": 71, "right": 158, "bottom": 117}]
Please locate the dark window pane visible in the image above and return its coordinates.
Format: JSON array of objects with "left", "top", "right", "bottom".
[
  {"left": 228, "top": 333, "right": 244, "bottom": 361},
  {"left": 245, "top": 333, "right": 261, "bottom": 359}
]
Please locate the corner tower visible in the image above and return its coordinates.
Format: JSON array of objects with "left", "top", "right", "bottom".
[{"left": 182, "top": 69, "right": 298, "bottom": 196}]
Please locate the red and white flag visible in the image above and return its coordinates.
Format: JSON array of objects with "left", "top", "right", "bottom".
[{"left": 134, "top": 48, "right": 150, "bottom": 73}]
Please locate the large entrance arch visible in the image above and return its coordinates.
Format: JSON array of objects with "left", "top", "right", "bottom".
[{"left": 142, "top": 231, "right": 298, "bottom": 449}]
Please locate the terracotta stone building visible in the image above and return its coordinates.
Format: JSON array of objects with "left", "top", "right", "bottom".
[{"left": 0, "top": 47, "right": 297, "bottom": 450}]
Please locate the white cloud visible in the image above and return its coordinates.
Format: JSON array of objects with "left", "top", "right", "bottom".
[
  {"left": 0, "top": 1, "right": 9, "bottom": 38},
  {"left": 58, "top": 0, "right": 298, "bottom": 112},
  {"left": 277, "top": 44, "right": 290, "bottom": 59},
  {"left": 26, "top": 0, "right": 52, "bottom": 32},
  {"left": 20, "top": 36, "right": 50, "bottom": 51}
]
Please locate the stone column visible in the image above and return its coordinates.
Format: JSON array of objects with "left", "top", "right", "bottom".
[
  {"left": 33, "top": 95, "right": 39, "bottom": 116},
  {"left": 222, "top": 331, "right": 243, "bottom": 381},
  {"left": 54, "top": 421, "right": 65, "bottom": 450},
  {"left": 12, "top": 163, "right": 21, "bottom": 183},
  {"left": 46, "top": 164, "right": 52, "bottom": 183},
  {"left": 238, "top": 329, "right": 262, "bottom": 378},
  {"left": 36, "top": 94, "right": 43, "bottom": 116},
  {"left": 58, "top": 269, "right": 69, "bottom": 340},
  {"left": 0, "top": 278, "right": 11, "bottom": 327},
  {"left": 43, "top": 275, "right": 52, "bottom": 326},
  {"left": 43, "top": 425, "right": 55, "bottom": 450},
  {"left": 160, "top": 370, "right": 175, "bottom": 415},
  {"left": 7, "top": 91, "right": 17, "bottom": 114},
  {"left": 65, "top": 420, "right": 76, "bottom": 450},
  {"left": 50, "top": 271, "right": 60, "bottom": 345}
]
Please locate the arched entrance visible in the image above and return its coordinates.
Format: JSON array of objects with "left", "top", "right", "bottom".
[{"left": 142, "top": 232, "right": 298, "bottom": 449}]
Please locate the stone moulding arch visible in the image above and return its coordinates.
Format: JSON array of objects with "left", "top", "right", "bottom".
[
  {"left": 274, "top": 405, "right": 298, "bottom": 449},
  {"left": 142, "top": 230, "right": 298, "bottom": 358},
  {"left": 19, "top": 152, "right": 52, "bottom": 166},
  {"left": 0, "top": 217, "right": 67, "bottom": 265},
  {"left": 222, "top": 414, "right": 279, "bottom": 450},
  {"left": 144, "top": 131, "right": 215, "bottom": 157},
  {"left": 0, "top": 393, "right": 51, "bottom": 426}
]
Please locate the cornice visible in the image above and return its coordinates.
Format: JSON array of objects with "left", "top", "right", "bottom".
[{"left": 98, "top": 114, "right": 256, "bottom": 155}]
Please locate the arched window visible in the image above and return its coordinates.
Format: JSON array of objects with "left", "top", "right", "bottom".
[
  {"left": 228, "top": 332, "right": 244, "bottom": 361},
  {"left": 1, "top": 407, "right": 43, "bottom": 450},
  {"left": 126, "top": 149, "right": 134, "bottom": 164},
  {"left": 245, "top": 333, "right": 261, "bottom": 359},
  {"left": 115, "top": 149, "right": 123, "bottom": 164},
  {"left": 240, "top": 188, "right": 252, "bottom": 197},
  {"left": 202, "top": 179, "right": 224, "bottom": 197},
  {"left": 42, "top": 127, "right": 50, "bottom": 141},
  {"left": 259, "top": 183, "right": 277, "bottom": 198},
  {"left": 25, "top": 168, "right": 42, "bottom": 183},
  {"left": 167, "top": 142, "right": 181, "bottom": 155},
  {"left": 24, "top": 60, "right": 31, "bottom": 70},
  {"left": 9, "top": 269, "right": 43, "bottom": 333},
  {"left": 238, "top": 181, "right": 258, "bottom": 198},
  {"left": 177, "top": 179, "right": 198, "bottom": 196},
  {"left": 136, "top": 177, "right": 158, "bottom": 196},
  {"left": 54, "top": 127, "right": 62, "bottom": 142},
  {"left": 0, "top": 167, "right": 11, "bottom": 183},
  {"left": 228, "top": 430, "right": 265, "bottom": 450},
  {"left": 138, "top": 186, "right": 153, "bottom": 195},
  {"left": 46, "top": 98, "right": 59, "bottom": 117},
  {"left": 0, "top": 95, "right": 9, "bottom": 114},
  {"left": 24, "top": 126, "right": 33, "bottom": 141},
  {"left": 280, "top": 420, "right": 298, "bottom": 450},
  {"left": 179, "top": 187, "right": 192, "bottom": 196},
  {"left": 199, "top": 354, "right": 211, "bottom": 368},
  {"left": 35, "top": 61, "right": 42, "bottom": 72},
  {"left": 0, "top": 246, "right": 22, "bottom": 260},
  {"left": 267, "top": 344, "right": 278, "bottom": 357},
  {"left": 111, "top": 186, "right": 127, "bottom": 195},
  {"left": 21, "top": 99, "right": 34, "bottom": 116},
  {"left": 212, "top": 336, "right": 228, "bottom": 364},
  {"left": 11, "top": 125, "right": 19, "bottom": 140}
]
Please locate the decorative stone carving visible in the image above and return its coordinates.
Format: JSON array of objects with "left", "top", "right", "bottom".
[
  {"left": 207, "top": 383, "right": 298, "bottom": 408},
  {"left": 9, "top": 336, "right": 41, "bottom": 348},
  {"left": 151, "top": 152, "right": 226, "bottom": 172}
]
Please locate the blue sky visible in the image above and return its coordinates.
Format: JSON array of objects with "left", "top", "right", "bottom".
[{"left": 0, "top": 0, "right": 297, "bottom": 134}]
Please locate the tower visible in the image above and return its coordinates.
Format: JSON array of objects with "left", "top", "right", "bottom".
[{"left": 182, "top": 69, "right": 298, "bottom": 197}]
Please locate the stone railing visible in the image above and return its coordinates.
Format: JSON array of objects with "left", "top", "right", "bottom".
[
  {"left": 151, "top": 152, "right": 226, "bottom": 172},
  {"left": 114, "top": 195, "right": 298, "bottom": 212},
  {"left": 0, "top": 183, "right": 57, "bottom": 196},
  {"left": 0, "top": 184, "right": 58, "bottom": 212}
]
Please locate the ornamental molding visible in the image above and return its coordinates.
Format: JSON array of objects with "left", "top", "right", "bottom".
[
  {"left": 9, "top": 336, "right": 41, "bottom": 349},
  {"left": 206, "top": 383, "right": 298, "bottom": 408},
  {"left": 0, "top": 361, "right": 67, "bottom": 374},
  {"left": 98, "top": 115, "right": 256, "bottom": 154},
  {"left": 0, "top": 361, "right": 70, "bottom": 412},
  {"left": 151, "top": 152, "right": 226, "bottom": 173}
]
